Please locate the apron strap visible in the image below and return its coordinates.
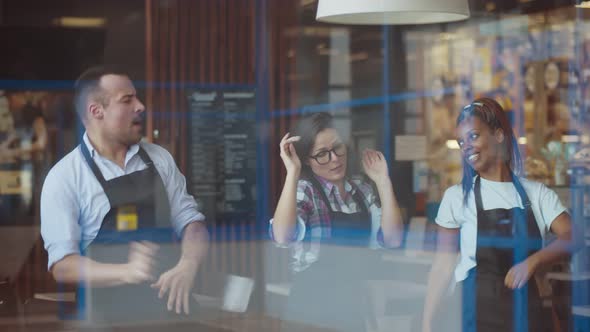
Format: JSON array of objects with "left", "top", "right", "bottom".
[
  {"left": 136, "top": 146, "right": 155, "bottom": 167},
  {"left": 80, "top": 143, "right": 157, "bottom": 191},
  {"left": 80, "top": 142, "right": 107, "bottom": 187},
  {"left": 510, "top": 173, "right": 532, "bottom": 210},
  {"left": 474, "top": 175, "right": 484, "bottom": 213},
  {"left": 308, "top": 175, "right": 336, "bottom": 214}
]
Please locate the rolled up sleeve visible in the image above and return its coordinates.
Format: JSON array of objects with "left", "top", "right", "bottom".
[
  {"left": 40, "top": 168, "right": 82, "bottom": 270},
  {"left": 268, "top": 180, "right": 314, "bottom": 246},
  {"left": 268, "top": 216, "right": 306, "bottom": 247},
  {"left": 159, "top": 148, "right": 206, "bottom": 237},
  {"left": 537, "top": 183, "right": 568, "bottom": 232},
  {"left": 45, "top": 241, "right": 81, "bottom": 270}
]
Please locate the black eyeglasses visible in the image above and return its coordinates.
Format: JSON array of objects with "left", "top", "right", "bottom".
[{"left": 309, "top": 143, "right": 346, "bottom": 165}]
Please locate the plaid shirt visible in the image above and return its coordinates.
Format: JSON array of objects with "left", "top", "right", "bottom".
[{"left": 269, "top": 175, "right": 383, "bottom": 272}]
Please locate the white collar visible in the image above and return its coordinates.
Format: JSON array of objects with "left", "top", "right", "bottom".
[{"left": 82, "top": 132, "right": 140, "bottom": 160}]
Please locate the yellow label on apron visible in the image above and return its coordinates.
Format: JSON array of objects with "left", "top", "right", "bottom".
[{"left": 116, "top": 205, "right": 138, "bottom": 231}]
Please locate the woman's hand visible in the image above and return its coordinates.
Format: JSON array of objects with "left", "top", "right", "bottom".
[
  {"left": 279, "top": 133, "right": 301, "bottom": 175},
  {"left": 505, "top": 257, "right": 538, "bottom": 289},
  {"left": 361, "top": 149, "right": 389, "bottom": 182}
]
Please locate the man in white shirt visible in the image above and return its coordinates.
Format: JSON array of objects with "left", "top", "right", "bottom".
[{"left": 40, "top": 66, "right": 208, "bottom": 321}]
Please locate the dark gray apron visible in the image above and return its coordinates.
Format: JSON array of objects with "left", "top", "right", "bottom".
[
  {"left": 78, "top": 142, "right": 183, "bottom": 325},
  {"left": 462, "top": 175, "right": 546, "bottom": 332},
  {"left": 284, "top": 177, "right": 377, "bottom": 332}
]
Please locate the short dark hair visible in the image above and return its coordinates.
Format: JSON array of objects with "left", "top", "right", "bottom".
[
  {"left": 73, "top": 65, "right": 130, "bottom": 121},
  {"left": 457, "top": 97, "right": 522, "bottom": 204},
  {"left": 292, "top": 112, "right": 337, "bottom": 179}
]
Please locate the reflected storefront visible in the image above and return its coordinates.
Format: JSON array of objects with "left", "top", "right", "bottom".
[{"left": 0, "top": 0, "right": 589, "bottom": 331}]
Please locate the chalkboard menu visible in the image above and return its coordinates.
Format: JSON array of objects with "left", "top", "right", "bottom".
[{"left": 186, "top": 90, "right": 257, "bottom": 223}]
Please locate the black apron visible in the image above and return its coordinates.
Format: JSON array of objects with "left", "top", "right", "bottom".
[
  {"left": 78, "top": 142, "right": 182, "bottom": 325},
  {"left": 463, "top": 175, "right": 546, "bottom": 332},
  {"left": 284, "top": 177, "right": 376, "bottom": 332}
]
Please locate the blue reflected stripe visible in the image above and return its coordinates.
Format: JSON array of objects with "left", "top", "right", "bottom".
[
  {"left": 0, "top": 79, "right": 256, "bottom": 90},
  {"left": 89, "top": 227, "right": 177, "bottom": 244},
  {"left": 463, "top": 269, "right": 477, "bottom": 332},
  {"left": 271, "top": 87, "right": 456, "bottom": 118},
  {"left": 382, "top": 25, "right": 392, "bottom": 164},
  {"left": 0, "top": 79, "right": 75, "bottom": 90},
  {"left": 514, "top": 285, "right": 528, "bottom": 332},
  {"left": 187, "top": 111, "right": 256, "bottom": 119},
  {"left": 87, "top": 225, "right": 275, "bottom": 243},
  {"left": 87, "top": 227, "right": 546, "bottom": 247},
  {"left": 272, "top": 96, "right": 385, "bottom": 117},
  {"left": 477, "top": 236, "right": 543, "bottom": 250}
]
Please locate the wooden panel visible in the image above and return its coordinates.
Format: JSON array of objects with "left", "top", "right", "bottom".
[
  {"left": 145, "top": 0, "right": 155, "bottom": 141},
  {"left": 178, "top": 0, "right": 188, "bottom": 170},
  {"left": 146, "top": 0, "right": 257, "bottom": 170},
  {"left": 145, "top": 0, "right": 300, "bottom": 303}
]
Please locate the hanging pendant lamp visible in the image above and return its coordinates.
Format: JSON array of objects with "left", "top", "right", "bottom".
[{"left": 316, "top": 0, "right": 470, "bottom": 25}]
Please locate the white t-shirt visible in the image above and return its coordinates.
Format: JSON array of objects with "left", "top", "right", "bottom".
[{"left": 435, "top": 176, "right": 567, "bottom": 282}]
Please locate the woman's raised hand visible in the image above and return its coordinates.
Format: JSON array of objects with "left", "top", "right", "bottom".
[
  {"left": 279, "top": 133, "right": 301, "bottom": 175},
  {"left": 362, "top": 149, "right": 389, "bottom": 182}
]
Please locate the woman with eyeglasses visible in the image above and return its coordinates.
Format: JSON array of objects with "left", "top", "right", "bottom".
[
  {"left": 270, "top": 112, "right": 403, "bottom": 331},
  {"left": 422, "top": 97, "right": 581, "bottom": 332}
]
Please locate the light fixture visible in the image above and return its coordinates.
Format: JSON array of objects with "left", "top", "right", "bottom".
[
  {"left": 53, "top": 17, "right": 106, "bottom": 28},
  {"left": 316, "top": 0, "right": 470, "bottom": 25},
  {"left": 562, "top": 135, "right": 581, "bottom": 143},
  {"left": 446, "top": 140, "right": 460, "bottom": 150},
  {"left": 576, "top": 1, "right": 590, "bottom": 9}
]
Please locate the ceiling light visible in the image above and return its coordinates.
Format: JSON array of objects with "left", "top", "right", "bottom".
[
  {"left": 562, "top": 135, "right": 580, "bottom": 143},
  {"left": 446, "top": 140, "right": 460, "bottom": 149},
  {"left": 53, "top": 17, "right": 106, "bottom": 28},
  {"left": 316, "top": 0, "right": 470, "bottom": 25}
]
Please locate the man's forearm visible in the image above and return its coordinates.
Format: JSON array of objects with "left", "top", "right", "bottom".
[
  {"left": 52, "top": 254, "right": 130, "bottom": 288},
  {"left": 179, "top": 221, "right": 209, "bottom": 267}
]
